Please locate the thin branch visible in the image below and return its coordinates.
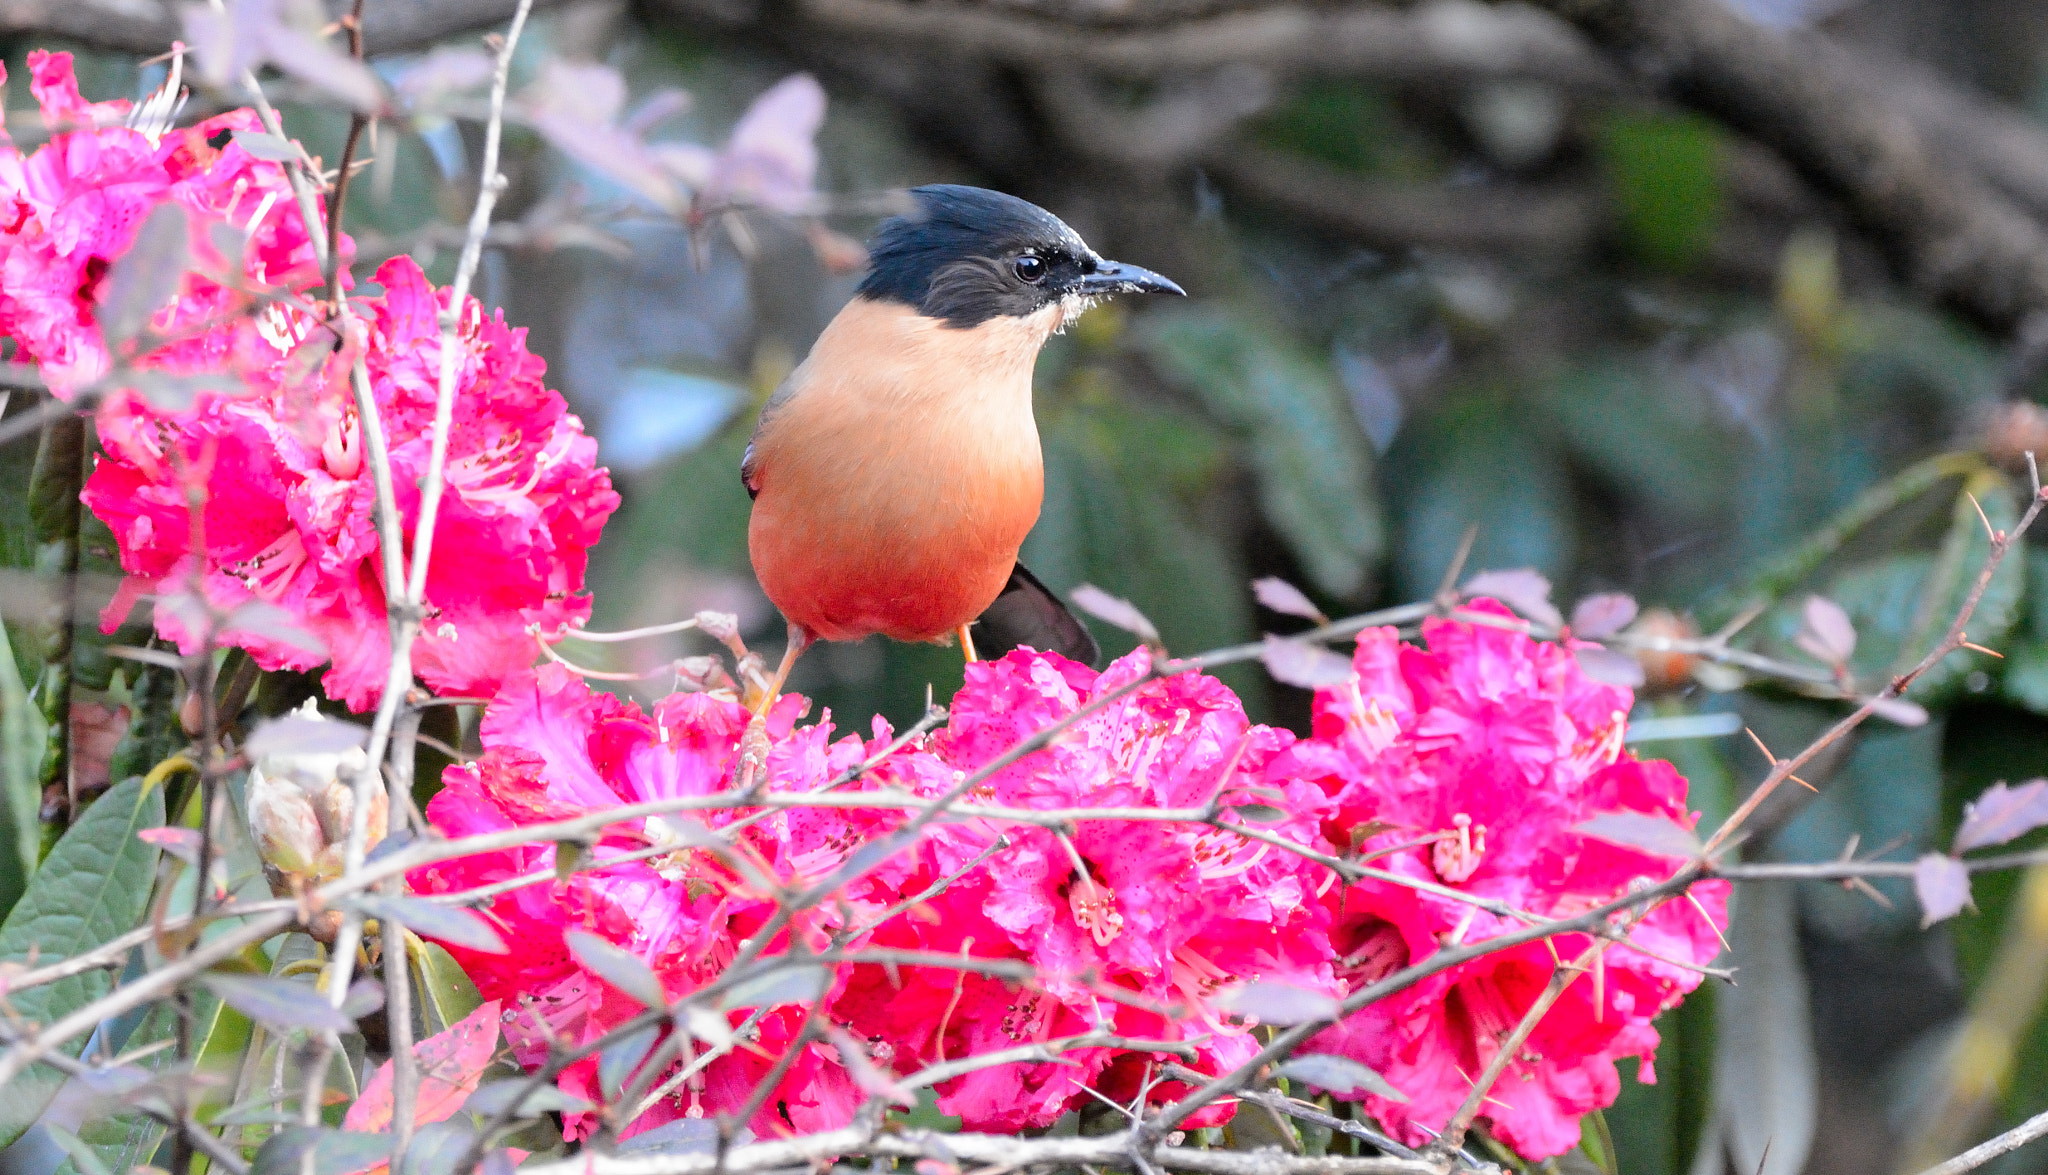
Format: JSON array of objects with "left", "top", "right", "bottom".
[
  {"left": 1915, "top": 1106, "right": 2048, "bottom": 1175},
  {"left": 1702, "top": 484, "right": 2045, "bottom": 855}
]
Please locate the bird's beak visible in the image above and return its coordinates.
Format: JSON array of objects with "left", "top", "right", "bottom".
[{"left": 1077, "top": 259, "right": 1186, "bottom": 298}]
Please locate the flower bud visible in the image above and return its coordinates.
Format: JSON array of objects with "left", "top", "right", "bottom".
[
  {"left": 1627, "top": 607, "right": 1701, "bottom": 694},
  {"left": 246, "top": 701, "right": 383, "bottom": 885},
  {"left": 1981, "top": 399, "right": 2048, "bottom": 470},
  {"left": 247, "top": 765, "right": 326, "bottom": 877},
  {"left": 311, "top": 774, "right": 387, "bottom": 873}
]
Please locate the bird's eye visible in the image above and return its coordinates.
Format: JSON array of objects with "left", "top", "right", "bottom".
[{"left": 1013, "top": 253, "right": 1048, "bottom": 284}]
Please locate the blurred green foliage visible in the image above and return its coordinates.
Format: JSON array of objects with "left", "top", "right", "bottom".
[{"left": 1600, "top": 112, "right": 1728, "bottom": 272}]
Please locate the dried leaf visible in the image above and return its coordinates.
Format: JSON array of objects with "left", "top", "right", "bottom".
[
  {"left": 599, "top": 1026, "right": 659, "bottom": 1100},
  {"left": 1575, "top": 811, "right": 1703, "bottom": 860},
  {"left": 1462, "top": 568, "right": 1562, "bottom": 629},
  {"left": 231, "top": 129, "right": 300, "bottom": 162},
  {"left": 1273, "top": 1054, "right": 1407, "bottom": 1102},
  {"left": 563, "top": 930, "right": 666, "bottom": 1008},
  {"left": 1575, "top": 645, "right": 1647, "bottom": 688},
  {"left": 1954, "top": 779, "right": 2048, "bottom": 853},
  {"left": 340, "top": 978, "right": 383, "bottom": 1020},
  {"left": 719, "top": 962, "right": 829, "bottom": 1010},
  {"left": 615, "top": 1119, "right": 719, "bottom": 1157},
  {"left": 251, "top": 1128, "right": 392, "bottom": 1175},
  {"left": 245, "top": 714, "right": 368, "bottom": 761},
  {"left": 1868, "top": 696, "right": 1930, "bottom": 728},
  {"left": 353, "top": 895, "right": 507, "bottom": 955},
  {"left": 1571, "top": 592, "right": 1639, "bottom": 639},
  {"left": 125, "top": 368, "right": 247, "bottom": 411},
  {"left": 397, "top": 1120, "right": 479, "bottom": 1175},
  {"left": 1252, "top": 577, "right": 1326, "bottom": 623},
  {"left": 1795, "top": 595, "right": 1856, "bottom": 666},
  {"left": 201, "top": 972, "right": 354, "bottom": 1034},
  {"left": 682, "top": 1005, "right": 735, "bottom": 1049},
  {"left": 519, "top": 60, "right": 684, "bottom": 214},
  {"left": 98, "top": 204, "right": 190, "bottom": 346},
  {"left": 260, "top": 25, "right": 383, "bottom": 113},
  {"left": 826, "top": 1027, "right": 914, "bottom": 1107},
  {"left": 1913, "top": 853, "right": 1972, "bottom": 927},
  {"left": 225, "top": 600, "right": 329, "bottom": 656},
  {"left": 462, "top": 1080, "right": 592, "bottom": 1119},
  {"left": 1260, "top": 635, "right": 1354, "bottom": 690},
  {"left": 1217, "top": 980, "right": 1341, "bottom": 1025},
  {"left": 1070, "top": 584, "right": 1160, "bottom": 645},
  {"left": 390, "top": 46, "right": 494, "bottom": 104},
  {"left": 137, "top": 826, "right": 202, "bottom": 867}
]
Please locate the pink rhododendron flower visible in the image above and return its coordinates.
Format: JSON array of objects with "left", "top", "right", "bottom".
[
  {"left": 81, "top": 255, "right": 619, "bottom": 710},
  {"left": 833, "top": 647, "right": 1335, "bottom": 1130},
  {"left": 412, "top": 652, "right": 1335, "bottom": 1138},
  {"left": 0, "top": 51, "right": 330, "bottom": 398},
  {"left": 1276, "top": 600, "right": 1730, "bottom": 1159},
  {"left": 409, "top": 663, "right": 929, "bottom": 1138}
]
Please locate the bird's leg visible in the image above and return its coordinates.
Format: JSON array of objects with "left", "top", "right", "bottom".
[
  {"left": 957, "top": 624, "right": 980, "bottom": 664},
  {"left": 735, "top": 623, "right": 810, "bottom": 794}
]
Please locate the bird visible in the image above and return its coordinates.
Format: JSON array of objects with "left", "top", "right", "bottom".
[{"left": 738, "top": 184, "right": 1185, "bottom": 735}]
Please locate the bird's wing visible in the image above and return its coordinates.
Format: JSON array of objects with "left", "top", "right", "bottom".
[
  {"left": 742, "top": 368, "right": 812, "bottom": 500},
  {"left": 973, "top": 563, "right": 1100, "bottom": 666}
]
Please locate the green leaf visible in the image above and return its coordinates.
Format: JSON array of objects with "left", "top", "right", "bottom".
[
  {"left": 1700, "top": 452, "right": 1981, "bottom": 632},
  {"left": 1581, "top": 1107, "right": 1620, "bottom": 1175},
  {"left": 2004, "top": 641, "right": 2048, "bottom": 715},
  {"left": 1999, "top": 549, "right": 2048, "bottom": 716},
  {"left": 1599, "top": 110, "right": 1726, "bottom": 271},
  {"left": 1137, "top": 307, "right": 1383, "bottom": 598},
  {"left": 45, "top": 1126, "right": 115, "bottom": 1175},
  {"left": 1539, "top": 359, "right": 1742, "bottom": 523},
  {"left": 413, "top": 938, "right": 486, "bottom": 1037},
  {"left": 106, "top": 653, "right": 183, "bottom": 784},
  {"left": 0, "top": 619, "right": 44, "bottom": 916},
  {"left": 0, "top": 772, "right": 165, "bottom": 1146},
  {"left": 29, "top": 413, "right": 83, "bottom": 795}
]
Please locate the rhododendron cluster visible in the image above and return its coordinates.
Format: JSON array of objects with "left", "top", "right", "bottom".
[
  {"left": 411, "top": 604, "right": 1726, "bottom": 1158},
  {"left": 0, "top": 52, "right": 327, "bottom": 398},
  {"left": 1280, "top": 601, "right": 1730, "bottom": 1158},
  {"left": 82, "top": 254, "right": 619, "bottom": 709}
]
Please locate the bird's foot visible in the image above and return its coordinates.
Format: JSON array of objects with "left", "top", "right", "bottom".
[{"left": 733, "top": 711, "right": 772, "bottom": 796}]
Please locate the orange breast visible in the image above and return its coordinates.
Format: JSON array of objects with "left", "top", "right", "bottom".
[{"left": 746, "top": 299, "right": 1059, "bottom": 643}]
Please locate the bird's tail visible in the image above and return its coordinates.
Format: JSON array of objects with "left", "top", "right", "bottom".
[{"left": 972, "top": 563, "right": 1100, "bottom": 666}]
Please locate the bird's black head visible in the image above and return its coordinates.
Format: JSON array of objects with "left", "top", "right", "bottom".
[{"left": 856, "top": 184, "right": 1185, "bottom": 329}]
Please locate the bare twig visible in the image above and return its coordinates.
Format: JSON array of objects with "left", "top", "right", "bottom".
[
  {"left": 1703, "top": 481, "right": 2045, "bottom": 854},
  {"left": 1914, "top": 1108, "right": 2048, "bottom": 1175}
]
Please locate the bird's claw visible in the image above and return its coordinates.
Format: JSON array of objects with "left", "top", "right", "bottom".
[{"left": 733, "top": 713, "right": 772, "bottom": 795}]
